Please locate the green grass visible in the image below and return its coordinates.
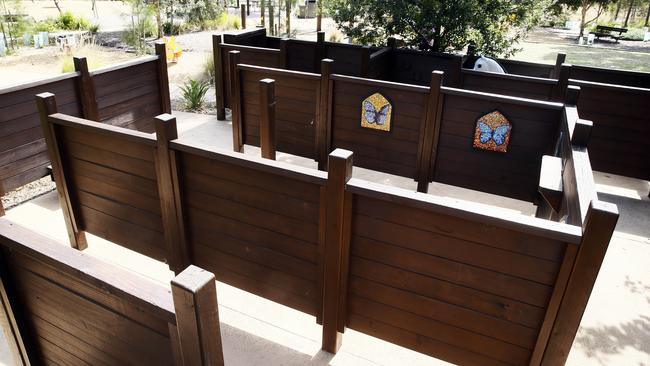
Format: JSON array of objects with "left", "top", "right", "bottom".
[{"left": 513, "top": 42, "right": 650, "bottom": 73}]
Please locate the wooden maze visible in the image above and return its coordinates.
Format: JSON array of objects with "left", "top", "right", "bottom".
[
  {"left": 216, "top": 29, "right": 650, "bottom": 186},
  {"left": 0, "top": 27, "right": 642, "bottom": 366},
  {"left": 0, "top": 42, "right": 171, "bottom": 215}
]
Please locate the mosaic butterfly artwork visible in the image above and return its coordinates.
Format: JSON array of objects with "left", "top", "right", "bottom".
[
  {"left": 361, "top": 93, "right": 392, "bottom": 132},
  {"left": 473, "top": 110, "right": 512, "bottom": 153}
]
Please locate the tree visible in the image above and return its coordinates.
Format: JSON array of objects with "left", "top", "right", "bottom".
[
  {"left": 554, "top": 0, "right": 614, "bottom": 38},
  {"left": 325, "top": 0, "right": 547, "bottom": 57},
  {"left": 623, "top": 0, "right": 635, "bottom": 26}
]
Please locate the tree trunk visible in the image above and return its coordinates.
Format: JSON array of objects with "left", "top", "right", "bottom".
[
  {"left": 317, "top": 0, "right": 322, "bottom": 31},
  {"left": 285, "top": 0, "right": 290, "bottom": 36},
  {"left": 53, "top": 0, "right": 62, "bottom": 14},
  {"left": 579, "top": 4, "right": 588, "bottom": 38},
  {"left": 156, "top": 0, "right": 162, "bottom": 38},
  {"left": 624, "top": 0, "right": 635, "bottom": 27},
  {"left": 645, "top": 0, "right": 650, "bottom": 26},
  {"left": 615, "top": 1, "right": 621, "bottom": 20},
  {"left": 269, "top": 3, "right": 274, "bottom": 35},
  {"left": 261, "top": 0, "right": 265, "bottom": 27}
]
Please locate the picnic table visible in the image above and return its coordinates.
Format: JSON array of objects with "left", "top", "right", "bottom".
[{"left": 591, "top": 25, "right": 628, "bottom": 43}]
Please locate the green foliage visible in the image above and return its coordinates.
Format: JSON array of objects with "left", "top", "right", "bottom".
[
  {"left": 124, "top": 0, "right": 157, "bottom": 54},
  {"left": 162, "top": 20, "right": 186, "bottom": 35},
  {"left": 325, "top": 0, "right": 548, "bottom": 57},
  {"left": 180, "top": 79, "right": 210, "bottom": 111},
  {"left": 55, "top": 11, "right": 92, "bottom": 30},
  {"left": 619, "top": 28, "right": 647, "bottom": 41},
  {"left": 203, "top": 53, "right": 215, "bottom": 84},
  {"left": 178, "top": 0, "right": 225, "bottom": 30},
  {"left": 32, "top": 20, "right": 57, "bottom": 32}
]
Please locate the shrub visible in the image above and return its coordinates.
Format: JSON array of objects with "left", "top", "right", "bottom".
[
  {"left": 162, "top": 21, "right": 186, "bottom": 35},
  {"left": 203, "top": 53, "right": 215, "bottom": 84},
  {"left": 180, "top": 79, "right": 210, "bottom": 111},
  {"left": 55, "top": 11, "right": 92, "bottom": 31},
  {"left": 328, "top": 29, "right": 343, "bottom": 42},
  {"left": 620, "top": 28, "right": 646, "bottom": 41}
]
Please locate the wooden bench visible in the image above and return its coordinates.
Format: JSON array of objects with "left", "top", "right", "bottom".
[{"left": 592, "top": 25, "right": 628, "bottom": 43}]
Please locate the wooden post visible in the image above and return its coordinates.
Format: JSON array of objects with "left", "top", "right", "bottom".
[
  {"left": 550, "top": 53, "right": 567, "bottom": 79},
  {"left": 360, "top": 46, "right": 370, "bottom": 77},
  {"left": 279, "top": 38, "right": 288, "bottom": 69},
  {"left": 554, "top": 64, "right": 572, "bottom": 102},
  {"left": 316, "top": 31, "right": 325, "bottom": 72},
  {"left": 155, "top": 42, "right": 172, "bottom": 114},
  {"left": 0, "top": 254, "right": 30, "bottom": 365},
  {"left": 321, "top": 149, "right": 353, "bottom": 353},
  {"left": 246, "top": 0, "right": 250, "bottom": 15},
  {"left": 449, "top": 56, "right": 463, "bottom": 88},
  {"left": 259, "top": 79, "right": 276, "bottom": 160},
  {"left": 316, "top": 59, "right": 333, "bottom": 171},
  {"left": 229, "top": 51, "right": 244, "bottom": 152},
  {"left": 565, "top": 84, "right": 579, "bottom": 106},
  {"left": 241, "top": 4, "right": 246, "bottom": 29},
  {"left": 415, "top": 71, "right": 444, "bottom": 193},
  {"left": 541, "top": 200, "right": 618, "bottom": 366},
  {"left": 154, "top": 114, "right": 190, "bottom": 273},
  {"left": 213, "top": 35, "right": 226, "bottom": 120},
  {"left": 172, "top": 265, "right": 224, "bottom": 366},
  {"left": 387, "top": 37, "right": 397, "bottom": 49},
  {"left": 0, "top": 187, "right": 5, "bottom": 216},
  {"left": 35, "top": 93, "right": 87, "bottom": 250},
  {"left": 73, "top": 57, "right": 99, "bottom": 121}
]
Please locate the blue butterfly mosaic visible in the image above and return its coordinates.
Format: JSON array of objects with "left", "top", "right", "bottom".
[
  {"left": 361, "top": 93, "right": 392, "bottom": 131},
  {"left": 472, "top": 110, "right": 512, "bottom": 153}
]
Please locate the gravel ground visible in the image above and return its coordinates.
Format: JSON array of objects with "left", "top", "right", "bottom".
[{"left": 1, "top": 177, "right": 56, "bottom": 212}]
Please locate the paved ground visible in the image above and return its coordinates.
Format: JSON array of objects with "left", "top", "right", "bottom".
[{"left": 2, "top": 111, "right": 648, "bottom": 366}]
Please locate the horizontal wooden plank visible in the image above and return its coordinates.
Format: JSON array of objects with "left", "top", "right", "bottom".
[
  {"left": 349, "top": 256, "right": 545, "bottom": 328},
  {"left": 71, "top": 173, "right": 161, "bottom": 216},
  {"left": 185, "top": 188, "right": 319, "bottom": 243},
  {"left": 347, "top": 313, "right": 512, "bottom": 366},
  {"left": 76, "top": 190, "right": 163, "bottom": 233},
  {"left": 351, "top": 235, "right": 552, "bottom": 307},
  {"left": 193, "top": 243, "right": 317, "bottom": 313},
  {"left": 353, "top": 214, "right": 559, "bottom": 284},
  {"left": 352, "top": 194, "right": 569, "bottom": 260},
  {"left": 68, "top": 158, "right": 159, "bottom": 199},
  {"left": 183, "top": 169, "right": 319, "bottom": 223},
  {"left": 186, "top": 206, "right": 317, "bottom": 263},
  {"left": 349, "top": 276, "right": 538, "bottom": 348},
  {"left": 349, "top": 295, "right": 531, "bottom": 364},
  {"left": 79, "top": 205, "right": 165, "bottom": 260},
  {"left": 178, "top": 151, "right": 323, "bottom": 202},
  {"left": 62, "top": 140, "right": 157, "bottom": 180}
]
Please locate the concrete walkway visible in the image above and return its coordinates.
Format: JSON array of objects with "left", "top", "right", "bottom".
[{"left": 3, "top": 111, "right": 649, "bottom": 365}]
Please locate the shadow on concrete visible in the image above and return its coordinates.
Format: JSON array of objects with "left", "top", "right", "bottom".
[
  {"left": 597, "top": 192, "right": 650, "bottom": 238},
  {"left": 221, "top": 322, "right": 335, "bottom": 365},
  {"left": 574, "top": 316, "right": 650, "bottom": 362}
]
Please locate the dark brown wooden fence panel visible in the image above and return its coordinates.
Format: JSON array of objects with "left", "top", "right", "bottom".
[
  {"left": 497, "top": 59, "right": 555, "bottom": 78},
  {"left": 238, "top": 65, "right": 320, "bottom": 159},
  {"left": 344, "top": 181, "right": 580, "bottom": 366},
  {"left": 570, "top": 80, "right": 650, "bottom": 181},
  {"left": 0, "top": 220, "right": 177, "bottom": 365},
  {"left": 51, "top": 117, "right": 165, "bottom": 259},
  {"left": 0, "top": 74, "right": 81, "bottom": 193},
  {"left": 286, "top": 39, "right": 319, "bottom": 73},
  {"left": 432, "top": 89, "right": 564, "bottom": 202},
  {"left": 330, "top": 75, "right": 429, "bottom": 179},
  {"left": 324, "top": 42, "right": 368, "bottom": 76},
  {"left": 570, "top": 65, "right": 650, "bottom": 88},
  {"left": 174, "top": 144, "right": 327, "bottom": 316},
  {"left": 460, "top": 70, "right": 558, "bottom": 101},
  {"left": 220, "top": 44, "right": 282, "bottom": 109},
  {"left": 391, "top": 49, "right": 462, "bottom": 87},
  {"left": 92, "top": 58, "right": 162, "bottom": 133}
]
